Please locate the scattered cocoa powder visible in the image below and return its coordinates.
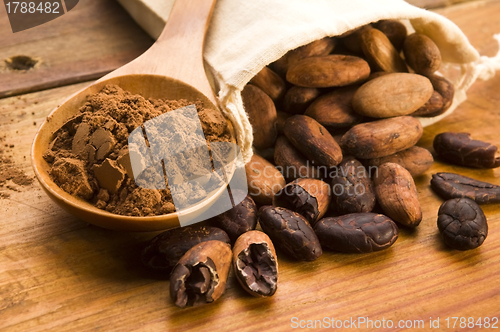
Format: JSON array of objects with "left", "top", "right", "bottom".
[
  {"left": 0, "top": 135, "right": 34, "bottom": 198},
  {"left": 44, "top": 84, "right": 232, "bottom": 216}
]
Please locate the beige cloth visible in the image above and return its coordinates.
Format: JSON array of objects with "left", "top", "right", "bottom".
[{"left": 118, "top": 0, "right": 500, "bottom": 163}]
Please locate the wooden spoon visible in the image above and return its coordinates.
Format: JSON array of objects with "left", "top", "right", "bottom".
[{"left": 31, "top": 0, "right": 233, "bottom": 231}]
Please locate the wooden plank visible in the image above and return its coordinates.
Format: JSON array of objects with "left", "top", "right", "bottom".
[
  {"left": 1, "top": 1, "right": 500, "bottom": 331},
  {"left": 0, "top": 0, "right": 153, "bottom": 98}
]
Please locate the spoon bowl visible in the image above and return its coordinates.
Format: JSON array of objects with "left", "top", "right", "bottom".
[{"left": 31, "top": 0, "right": 235, "bottom": 231}]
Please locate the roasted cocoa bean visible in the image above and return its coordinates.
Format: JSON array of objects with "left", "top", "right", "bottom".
[
  {"left": 245, "top": 154, "right": 286, "bottom": 205},
  {"left": 314, "top": 213, "right": 398, "bottom": 253},
  {"left": 233, "top": 231, "right": 278, "bottom": 297},
  {"left": 352, "top": 73, "right": 433, "bottom": 118},
  {"left": 304, "top": 85, "right": 362, "bottom": 129},
  {"left": 433, "top": 132, "right": 500, "bottom": 168},
  {"left": 431, "top": 172, "right": 500, "bottom": 204},
  {"left": 429, "top": 74, "right": 454, "bottom": 113},
  {"left": 259, "top": 206, "right": 322, "bottom": 261},
  {"left": 373, "top": 163, "right": 422, "bottom": 227},
  {"left": 341, "top": 116, "right": 423, "bottom": 159},
  {"left": 437, "top": 198, "right": 488, "bottom": 250},
  {"left": 373, "top": 20, "right": 407, "bottom": 51},
  {"left": 276, "top": 111, "right": 291, "bottom": 134},
  {"left": 286, "top": 55, "right": 370, "bottom": 88},
  {"left": 271, "top": 37, "right": 337, "bottom": 77},
  {"left": 330, "top": 158, "right": 376, "bottom": 214},
  {"left": 340, "top": 25, "right": 373, "bottom": 54},
  {"left": 284, "top": 115, "right": 343, "bottom": 167},
  {"left": 274, "top": 135, "right": 323, "bottom": 181},
  {"left": 273, "top": 178, "right": 331, "bottom": 225},
  {"left": 360, "top": 28, "right": 408, "bottom": 73},
  {"left": 141, "top": 226, "right": 230, "bottom": 274},
  {"left": 368, "top": 146, "right": 434, "bottom": 177},
  {"left": 170, "top": 240, "right": 232, "bottom": 307},
  {"left": 249, "top": 66, "right": 286, "bottom": 102},
  {"left": 211, "top": 195, "right": 258, "bottom": 242},
  {"left": 411, "top": 90, "right": 444, "bottom": 117},
  {"left": 241, "top": 84, "right": 278, "bottom": 150},
  {"left": 403, "top": 33, "right": 441, "bottom": 76},
  {"left": 283, "top": 86, "right": 321, "bottom": 114}
]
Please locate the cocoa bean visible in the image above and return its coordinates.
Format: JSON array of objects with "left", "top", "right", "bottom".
[
  {"left": 245, "top": 154, "right": 286, "bottom": 205},
  {"left": 360, "top": 28, "right": 408, "bottom": 73},
  {"left": 403, "top": 33, "right": 441, "bottom": 76},
  {"left": 368, "top": 146, "right": 434, "bottom": 177},
  {"left": 373, "top": 20, "right": 408, "bottom": 51},
  {"left": 211, "top": 195, "right": 258, "bottom": 242},
  {"left": 282, "top": 86, "right": 321, "bottom": 114},
  {"left": 249, "top": 66, "right": 286, "bottom": 102},
  {"left": 431, "top": 172, "right": 500, "bottom": 204},
  {"left": 314, "top": 213, "right": 398, "bottom": 253}
]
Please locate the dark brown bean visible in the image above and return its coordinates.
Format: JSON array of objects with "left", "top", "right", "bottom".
[
  {"left": 433, "top": 132, "right": 500, "bottom": 168},
  {"left": 249, "top": 66, "right": 286, "bottom": 102},
  {"left": 437, "top": 198, "right": 488, "bottom": 250},
  {"left": 411, "top": 91, "right": 444, "bottom": 117},
  {"left": 330, "top": 158, "right": 376, "bottom": 214},
  {"left": 141, "top": 226, "right": 230, "bottom": 274},
  {"left": 211, "top": 195, "right": 258, "bottom": 242},
  {"left": 233, "top": 231, "right": 278, "bottom": 297},
  {"left": 403, "top": 33, "right": 441, "bottom": 76},
  {"left": 429, "top": 74, "right": 454, "bottom": 113},
  {"left": 170, "top": 240, "right": 232, "bottom": 307},
  {"left": 431, "top": 172, "right": 500, "bottom": 204},
  {"left": 314, "top": 213, "right": 398, "bottom": 253},
  {"left": 274, "top": 136, "right": 324, "bottom": 181},
  {"left": 273, "top": 178, "right": 331, "bottom": 225},
  {"left": 259, "top": 206, "right": 322, "bottom": 261}
]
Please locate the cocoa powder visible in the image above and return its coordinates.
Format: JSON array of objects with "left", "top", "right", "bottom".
[{"left": 44, "top": 84, "right": 232, "bottom": 216}]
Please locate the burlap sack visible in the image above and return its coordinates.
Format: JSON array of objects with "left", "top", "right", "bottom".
[{"left": 118, "top": 0, "right": 500, "bottom": 163}]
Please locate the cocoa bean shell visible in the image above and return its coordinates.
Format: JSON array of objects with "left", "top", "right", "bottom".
[
  {"left": 233, "top": 231, "right": 278, "bottom": 297},
  {"left": 170, "top": 240, "right": 232, "bottom": 307},
  {"left": 211, "top": 195, "right": 258, "bottom": 242}
]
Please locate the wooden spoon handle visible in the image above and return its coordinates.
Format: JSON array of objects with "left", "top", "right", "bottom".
[{"left": 103, "top": 0, "right": 218, "bottom": 104}]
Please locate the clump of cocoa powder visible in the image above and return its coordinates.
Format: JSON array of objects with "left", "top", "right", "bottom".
[{"left": 43, "top": 84, "right": 232, "bottom": 216}]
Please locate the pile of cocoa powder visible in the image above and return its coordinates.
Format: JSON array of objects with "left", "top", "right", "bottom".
[
  {"left": 44, "top": 84, "right": 232, "bottom": 216},
  {"left": 0, "top": 136, "right": 33, "bottom": 198}
]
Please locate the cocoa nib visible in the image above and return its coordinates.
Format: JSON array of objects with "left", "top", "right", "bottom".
[
  {"left": 437, "top": 198, "right": 488, "bottom": 250},
  {"left": 259, "top": 206, "right": 322, "bottom": 261},
  {"left": 433, "top": 132, "right": 500, "bottom": 168},
  {"left": 431, "top": 172, "right": 500, "bottom": 204}
]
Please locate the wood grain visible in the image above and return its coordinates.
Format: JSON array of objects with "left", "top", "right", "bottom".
[
  {"left": 1, "top": 0, "right": 500, "bottom": 331},
  {"left": 0, "top": 0, "right": 153, "bottom": 98}
]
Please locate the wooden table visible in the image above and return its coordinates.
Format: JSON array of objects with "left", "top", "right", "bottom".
[{"left": 1, "top": 0, "right": 499, "bottom": 331}]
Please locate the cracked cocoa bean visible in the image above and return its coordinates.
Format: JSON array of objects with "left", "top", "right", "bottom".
[
  {"left": 437, "top": 198, "right": 488, "bottom": 250},
  {"left": 233, "top": 231, "right": 278, "bottom": 297},
  {"left": 259, "top": 206, "right": 322, "bottom": 261},
  {"left": 433, "top": 132, "right": 500, "bottom": 168},
  {"left": 170, "top": 240, "right": 232, "bottom": 307},
  {"left": 314, "top": 213, "right": 398, "bottom": 253},
  {"left": 141, "top": 226, "right": 230, "bottom": 274},
  {"left": 211, "top": 195, "right": 258, "bottom": 243},
  {"left": 431, "top": 172, "right": 500, "bottom": 204},
  {"left": 273, "top": 178, "right": 331, "bottom": 225},
  {"left": 331, "top": 158, "right": 376, "bottom": 214}
]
